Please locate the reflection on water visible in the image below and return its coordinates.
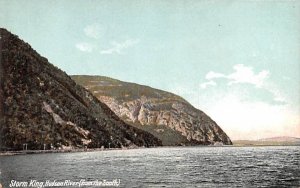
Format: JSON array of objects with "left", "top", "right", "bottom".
[{"left": 0, "top": 146, "right": 299, "bottom": 187}]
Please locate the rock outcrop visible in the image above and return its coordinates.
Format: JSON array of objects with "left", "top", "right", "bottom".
[
  {"left": 0, "top": 28, "right": 162, "bottom": 150},
  {"left": 72, "top": 76, "right": 232, "bottom": 146}
]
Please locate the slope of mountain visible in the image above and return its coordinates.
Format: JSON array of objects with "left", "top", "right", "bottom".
[
  {"left": 72, "top": 75, "right": 232, "bottom": 146},
  {"left": 0, "top": 28, "right": 162, "bottom": 150}
]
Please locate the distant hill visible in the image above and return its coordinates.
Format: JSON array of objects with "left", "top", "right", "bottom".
[
  {"left": 233, "top": 136, "right": 300, "bottom": 146},
  {"left": 72, "top": 75, "right": 232, "bottom": 146},
  {"left": 0, "top": 28, "right": 162, "bottom": 151},
  {"left": 258, "top": 136, "right": 300, "bottom": 142}
]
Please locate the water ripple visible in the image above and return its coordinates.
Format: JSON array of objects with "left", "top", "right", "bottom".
[{"left": 0, "top": 146, "right": 299, "bottom": 187}]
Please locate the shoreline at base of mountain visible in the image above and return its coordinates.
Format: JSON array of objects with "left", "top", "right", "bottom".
[
  {"left": 1, "top": 144, "right": 299, "bottom": 156},
  {"left": 0, "top": 147, "right": 142, "bottom": 156}
]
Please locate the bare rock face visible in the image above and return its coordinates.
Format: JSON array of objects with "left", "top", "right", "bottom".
[
  {"left": 72, "top": 76, "right": 232, "bottom": 146},
  {"left": 0, "top": 28, "right": 162, "bottom": 150}
]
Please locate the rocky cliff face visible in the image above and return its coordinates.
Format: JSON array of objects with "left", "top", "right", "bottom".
[
  {"left": 0, "top": 28, "right": 162, "bottom": 150},
  {"left": 72, "top": 76, "right": 232, "bottom": 146}
]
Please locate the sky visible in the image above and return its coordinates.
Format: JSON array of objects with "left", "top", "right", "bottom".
[{"left": 1, "top": 0, "right": 299, "bottom": 140}]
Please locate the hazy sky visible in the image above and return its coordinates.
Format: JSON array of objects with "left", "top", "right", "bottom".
[{"left": 1, "top": 0, "right": 299, "bottom": 140}]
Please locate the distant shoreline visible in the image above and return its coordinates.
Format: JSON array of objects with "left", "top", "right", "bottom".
[{"left": 232, "top": 140, "right": 300, "bottom": 147}]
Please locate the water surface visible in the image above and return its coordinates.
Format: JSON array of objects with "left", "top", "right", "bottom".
[{"left": 0, "top": 146, "right": 299, "bottom": 187}]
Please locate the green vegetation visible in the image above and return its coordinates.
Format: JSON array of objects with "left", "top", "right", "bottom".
[
  {"left": 71, "top": 75, "right": 188, "bottom": 103},
  {"left": 0, "top": 28, "right": 162, "bottom": 151}
]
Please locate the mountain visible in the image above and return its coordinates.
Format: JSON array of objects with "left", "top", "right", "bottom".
[
  {"left": 71, "top": 75, "right": 232, "bottom": 146},
  {"left": 258, "top": 136, "right": 300, "bottom": 142},
  {"left": 0, "top": 28, "right": 162, "bottom": 151},
  {"left": 233, "top": 137, "right": 300, "bottom": 146}
]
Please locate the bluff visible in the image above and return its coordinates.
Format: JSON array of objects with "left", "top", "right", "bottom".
[
  {"left": 72, "top": 76, "right": 232, "bottom": 146},
  {"left": 0, "top": 28, "right": 162, "bottom": 150}
]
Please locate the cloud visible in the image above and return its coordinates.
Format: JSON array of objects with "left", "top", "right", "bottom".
[
  {"left": 264, "top": 84, "right": 287, "bottom": 104},
  {"left": 205, "top": 71, "right": 225, "bottom": 80},
  {"left": 167, "top": 65, "right": 297, "bottom": 139},
  {"left": 100, "top": 39, "right": 140, "bottom": 55},
  {"left": 200, "top": 80, "right": 217, "bottom": 89},
  {"left": 202, "top": 64, "right": 269, "bottom": 88},
  {"left": 75, "top": 42, "right": 95, "bottom": 52},
  {"left": 227, "top": 64, "right": 269, "bottom": 88},
  {"left": 77, "top": 24, "right": 139, "bottom": 55},
  {"left": 203, "top": 93, "right": 299, "bottom": 140},
  {"left": 169, "top": 65, "right": 296, "bottom": 140},
  {"left": 200, "top": 64, "right": 287, "bottom": 105},
  {"left": 84, "top": 24, "right": 103, "bottom": 39}
]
